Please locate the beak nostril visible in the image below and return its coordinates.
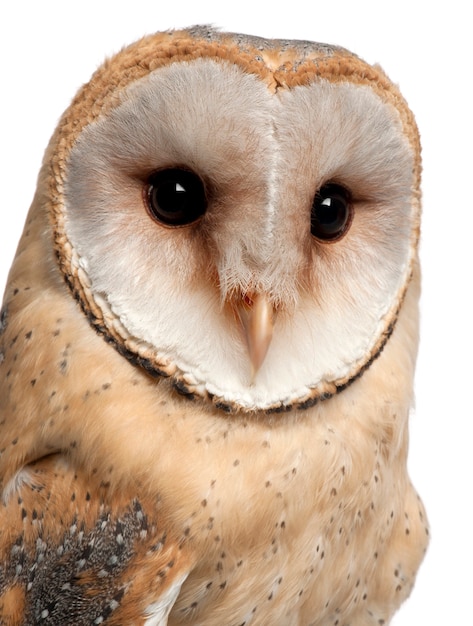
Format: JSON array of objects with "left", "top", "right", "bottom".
[{"left": 243, "top": 293, "right": 253, "bottom": 307}]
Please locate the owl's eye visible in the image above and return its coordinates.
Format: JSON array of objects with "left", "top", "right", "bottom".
[
  {"left": 311, "top": 183, "right": 353, "bottom": 242},
  {"left": 146, "top": 168, "right": 207, "bottom": 226}
]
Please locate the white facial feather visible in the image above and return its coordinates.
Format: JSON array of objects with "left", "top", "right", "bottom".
[{"left": 64, "top": 58, "right": 415, "bottom": 410}]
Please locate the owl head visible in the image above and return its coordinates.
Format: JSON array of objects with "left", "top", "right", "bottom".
[{"left": 20, "top": 26, "right": 421, "bottom": 413}]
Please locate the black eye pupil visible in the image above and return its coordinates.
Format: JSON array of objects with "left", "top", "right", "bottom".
[
  {"left": 147, "top": 168, "right": 207, "bottom": 226},
  {"left": 311, "top": 183, "right": 352, "bottom": 241}
]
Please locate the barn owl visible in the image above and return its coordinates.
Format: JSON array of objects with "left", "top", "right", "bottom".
[{"left": 0, "top": 26, "right": 428, "bottom": 625}]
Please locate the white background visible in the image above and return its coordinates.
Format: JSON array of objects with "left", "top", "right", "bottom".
[{"left": 1, "top": 2, "right": 470, "bottom": 624}]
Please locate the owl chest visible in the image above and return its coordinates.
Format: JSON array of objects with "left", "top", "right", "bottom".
[{"left": 167, "top": 417, "right": 394, "bottom": 625}]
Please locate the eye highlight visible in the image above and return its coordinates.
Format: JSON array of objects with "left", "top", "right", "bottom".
[
  {"left": 146, "top": 168, "right": 207, "bottom": 226},
  {"left": 311, "top": 183, "right": 353, "bottom": 242}
]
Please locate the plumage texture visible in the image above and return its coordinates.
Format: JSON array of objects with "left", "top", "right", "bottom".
[{"left": 0, "top": 26, "right": 428, "bottom": 624}]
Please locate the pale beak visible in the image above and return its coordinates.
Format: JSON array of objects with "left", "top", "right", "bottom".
[{"left": 236, "top": 292, "right": 275, "bottom": 380}]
